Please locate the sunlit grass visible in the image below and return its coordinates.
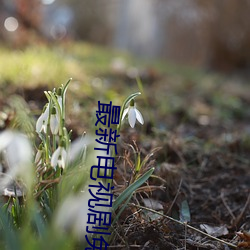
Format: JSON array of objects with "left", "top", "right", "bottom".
[
  {"left": 0, "top": 42, "right": 206, "bottom": 87},
  {"left": 0, "top": 44, "right": 85, "bottom": 86},
  {"left": 0, "top": 41, "right": 247, "bottom": 129}
]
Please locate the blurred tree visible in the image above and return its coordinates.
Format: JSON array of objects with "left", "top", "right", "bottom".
[
  {"left": 0, "top": 0, "right": 42, "bottom": 46},
  {"left": 64, "top": 0, "right": 115, "bottom": 44},
  {"left": 1, "top": 0, "right": 250, "bottom": 72},
  {"left": 16, "top": 0, "right": 41, "bottom": 32},
  {"left": 203, "top": 0, "right": 250, "bottom": 71},
  {"left": 160, "top": 0, "right": 250, "bottom": 71}
]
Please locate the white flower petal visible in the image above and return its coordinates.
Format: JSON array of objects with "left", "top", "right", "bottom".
[
  {"left": 51, "top": 147, "right": 67, "bottom": 169},
  {"left": 41, "top": 122, "right": 48, "bottom": 133},
  {"left": 68, "top": 137, "right": 87, "bottom": 163},
  {"left": 122, "top": 107, "right": 129, "bottom": 121},
  {"left": 55, "top": 183, "right": 111, "bottom": 239},
  {"left": 61, "top": 148, "right": 67, "bottom": 160},
  {"left": 50, "top": 114, "right": 59, "bottom": 135},
  {"left": 44, "top": 104, "right": 50, "bottom": 118},
  {"left": 5, "top": 133, "right": 32, "bottom": 170},
  {"left": 57, "top": 96, "right": 63, "bottom": 111},
  {"left": 58, "top": 159, "right": 64, "bottom": 169},
  {"left": 0, "top": 131, "right": 33, "bottom": 191},
  {"left": 60, "top": 148, "right": 67, "bottom": 169},
  {"left": 36, "top": 113, "right": 45, "bottom": 133},
  {"left": 36, "top": 104, "right": 50, "bottom": 134},
  {"left": 51, "top": 147, "right": 61, "bottom": 168},
  {"left": 55, "top": 192, "right": 90, "bottom": 237},
  {"left": 128, "top": 107, "right": 136, "bottom": 128},
  {"left": 0, "top": 130, "right": 13, "bottom": 151},
  {"left": 135, "top": 109, "right": 144, "bottom": 125}
]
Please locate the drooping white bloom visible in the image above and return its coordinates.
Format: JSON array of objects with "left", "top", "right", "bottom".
[
  {"left": 0, "top": 131, "right": 32, "bottom": 170},
  {"left": 67, "top": 135, "right": 88, "bottom": 164},
  {"left": 122, "top": 99, "right": 144, "bottom": 128},
  {"left": 50, "top": 106, "right": 59, "bottom": 135},
  {"left": 36, "top": 103, "right": 50, "bottom": 133},
  {"left": 0, "top": 130, "right": 33, "bottom": 190},
  {"left": 55, "top": 182, "right": 111, "bottom": 239},
  {"left": 51, "top": 145, "right": 67, "bottom": 169},
  {"left": 55, "top": 191, "right": 90, "bottom": 238}
]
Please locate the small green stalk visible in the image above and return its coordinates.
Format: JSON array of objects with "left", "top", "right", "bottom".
[{"left": 61, "top": 78, "right": 72, "bottom": 126}]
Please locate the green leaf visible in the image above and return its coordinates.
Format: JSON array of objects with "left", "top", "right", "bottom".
[
  {"left": 135, "top": 152, "right": 141, "bottom": 173},
  {"left": 112, "top": 192, "right": 133, "bottom": 226},
  {"left": 32, "top": 209, "right": 46, "bottom": 237},
  {"left": 179, "top": 199, "right": 191, "bottom": 222},
  {"left": 113, "top": 167, "right": 154, "bottom": 211},
  {"left": 62, "top": 78, "right": 72, "bottom": 97}
]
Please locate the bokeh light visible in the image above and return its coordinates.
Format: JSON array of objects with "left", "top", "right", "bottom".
[
  {"left": 4, "top": 17, "right": 19, "bottom": 32},
  {"left": 41, "top": 0, "right": 55, "bottom": 5},
  {"left": 50, "top": 24, "right": 67, "bottom": 40}
]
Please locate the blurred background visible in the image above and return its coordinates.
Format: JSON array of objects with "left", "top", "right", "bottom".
[
  {"left": 1, "top": 0, "right": 250, "bottom": 73},
  {"left": 1, "top": 2, "right": 250, "bottom": 249}
]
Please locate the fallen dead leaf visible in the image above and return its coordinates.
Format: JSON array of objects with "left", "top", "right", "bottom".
[
  {"left": 200, "top": 224, "right": 229, "bottom": 237},
  {"left": 237, "top": 231, "right": 250, "bottom": 248}
]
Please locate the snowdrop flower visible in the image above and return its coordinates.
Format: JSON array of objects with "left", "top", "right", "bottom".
[
  {"left": 55, "top": 183, "right": 111, "bottom": 239},
  {"left": 122, "top": 99, "right": 144, "bottom": 128},
  {"left": 0, "top": 130, "right": 33, "bottom": 190},
  {"left": 55, "top": 191, "right": 90, "bottom": 238},
  {"left": 50, "top": 106, "right": 59, "bottom": 135},
  {"left": 51, "top": 142, "right": 67, "bottom": 169},
  {"left": 67, "top": 134, "right": 89, "bottom": 164},
  {"left": 36, "top": 103, "right": 50, "bottom": 133}
]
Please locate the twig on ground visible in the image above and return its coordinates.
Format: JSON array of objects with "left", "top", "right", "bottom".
[{"left": 108, "top": 244, "right": 141, "bottom": 248}]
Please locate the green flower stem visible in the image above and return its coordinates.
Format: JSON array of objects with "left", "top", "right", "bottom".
[
  {"left": 62, "top": 127, "right": 70, "bottom": 150},
  {"left": 46, "top": 97, "right": 53, "bottom": 164},
  {"left": 52, "top": 134, "right": 56, "bottom": 152}
]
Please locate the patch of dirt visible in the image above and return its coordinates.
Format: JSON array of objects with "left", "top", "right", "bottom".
[
  {"left": 111, "top": 130, "right": 250, "bottom": 249},
  {"left": 109, "top": 73, "right": 250, "bottom": 249}
]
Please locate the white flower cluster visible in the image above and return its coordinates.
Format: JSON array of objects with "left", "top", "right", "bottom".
[
  {"left": 35, "top": 87, "right": 67, "bottom": 170},
  {"left": 36, "top": 93, "right": 62, "bottom": 135}
]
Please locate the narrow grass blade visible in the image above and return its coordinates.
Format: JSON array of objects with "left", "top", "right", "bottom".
[{"left": 113, "top": 167, "right": 154, "bottom": 211}]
